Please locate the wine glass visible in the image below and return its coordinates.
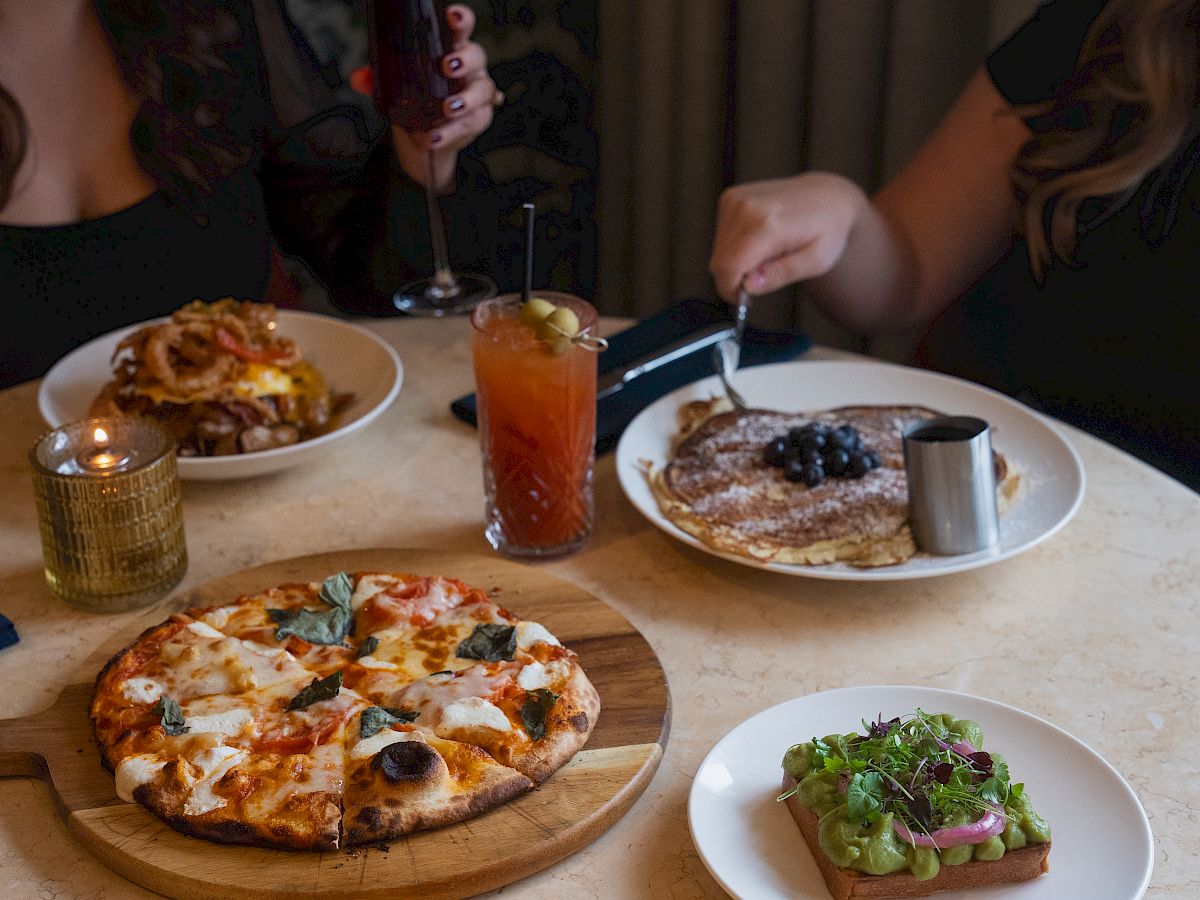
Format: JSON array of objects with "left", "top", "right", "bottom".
[{"left": 367, "top": 0, "right": 497, "bottom": 316}]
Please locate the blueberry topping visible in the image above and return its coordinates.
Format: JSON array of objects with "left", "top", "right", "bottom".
[
  {"left": 847, "top": 452, "right": 872, "bottom": 478},
  {"left": 824, "top": 447, "right": 850, "bottom": 476},
  {"left": 801, "top": 448, "right": 824, "bottom": 466},
  {"left": 763, "top": 437, "right": 788, "bottom": 467},
  {"left": 763, "top": 422, "right": 879, "bottom": 486},
  {"left": 799, "top": 431, "right": 827, "bottom": 452}
]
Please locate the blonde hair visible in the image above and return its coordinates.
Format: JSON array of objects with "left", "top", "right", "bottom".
[{"left": 1015, "top": 0, "right": 1200, "bottom": 278}]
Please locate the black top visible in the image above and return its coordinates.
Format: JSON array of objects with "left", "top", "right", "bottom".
[
  {"left": 924, "top": 0, "right": 1200, "bottom": 492},
  {"left": 0, "top": 0, "right": 507, "bottom": 389}
]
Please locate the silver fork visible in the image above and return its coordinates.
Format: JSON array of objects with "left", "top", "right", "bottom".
[{"left": 713, "top": 287, "right": 752, "bottom": 410}]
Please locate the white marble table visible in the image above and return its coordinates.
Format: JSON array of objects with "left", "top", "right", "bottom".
[{"left": 0, "top": 316, "right": 1196, "bottom": 899}]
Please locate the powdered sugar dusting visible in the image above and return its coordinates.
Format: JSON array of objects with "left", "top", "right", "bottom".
[{"left": 663, "top": 406, "right": 938, "bottom": 546}]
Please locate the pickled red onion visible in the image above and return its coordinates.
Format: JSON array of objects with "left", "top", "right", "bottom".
[{"left": 893, "top": 808, "right": 1005, "bottom": 849}]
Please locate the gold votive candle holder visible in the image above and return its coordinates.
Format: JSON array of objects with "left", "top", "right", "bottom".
[{"left": 30, "top": 417, "right": 187, "bottom": 612}]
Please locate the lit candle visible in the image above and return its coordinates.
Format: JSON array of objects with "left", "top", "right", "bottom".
[{"left": 76, "top": 426, "right": 132, "bottom": 473}]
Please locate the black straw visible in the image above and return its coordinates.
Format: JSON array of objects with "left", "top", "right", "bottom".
[{"left": 522, "top": 202, "right": 535, "bottom": 303}]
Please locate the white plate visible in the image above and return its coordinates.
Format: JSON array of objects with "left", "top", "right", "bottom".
[
  {"left": 39, "top": 311, "right": 402, "bottom": 480},
  {"left": 615, "top": 360, "right": 1084, "bottom": 580},
  {"left": 689, "top": 686, "right": 1153, "bottom": 900}
]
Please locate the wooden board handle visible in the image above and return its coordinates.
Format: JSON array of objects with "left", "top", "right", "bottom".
[{"left": 0, "top": 712, "right": 48, "bottom": 780}]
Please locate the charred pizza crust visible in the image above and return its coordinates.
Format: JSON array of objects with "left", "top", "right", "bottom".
[{"left": 90, "top": 571, "right": 600, "bottom": 850}]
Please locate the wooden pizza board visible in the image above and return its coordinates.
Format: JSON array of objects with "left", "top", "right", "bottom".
[{"left": 0, "top": 548, "right": 671, "bottom": 899}]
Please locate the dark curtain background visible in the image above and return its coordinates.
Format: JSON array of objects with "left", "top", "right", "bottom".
[{"left": 288, "top": 0, "right": 1040, "bottom": 361}]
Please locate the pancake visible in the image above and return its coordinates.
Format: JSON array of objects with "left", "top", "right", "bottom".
[{"left": 645, "top": 399, "right": 1017, "bottom": 567}]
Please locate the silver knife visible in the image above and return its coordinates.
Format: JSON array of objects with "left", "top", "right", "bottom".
[{"left": 596, "top": 322, "right": 737, "bottom": 401}]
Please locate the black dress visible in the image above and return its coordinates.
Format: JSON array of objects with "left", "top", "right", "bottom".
[
  {"left": 922, "top": 0, "right": 1200, "bottom": 492},
  {"left": 0, "top": 0, "right": 507, "bottom": 389}
]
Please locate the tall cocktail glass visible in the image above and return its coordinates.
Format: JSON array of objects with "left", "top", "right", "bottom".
[{"left": 470, "top": 293, "right": 598, "bottom": 557}]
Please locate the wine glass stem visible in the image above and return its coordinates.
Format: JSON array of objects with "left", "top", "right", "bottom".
[{"left": 425, "top": 147, "right": 458, "bottom": 294}]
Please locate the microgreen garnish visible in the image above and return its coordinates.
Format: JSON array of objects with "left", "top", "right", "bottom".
[
  {"left": 269, "top": 573, "right": 354, "bottom": 646},
  {"left": 779, "top": 709, "right": 1017, "bottom": 840}
]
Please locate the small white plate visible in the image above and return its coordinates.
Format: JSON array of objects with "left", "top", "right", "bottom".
[
  {"left": 39, "top": 311, "right": 402, "bottom": 480},
  {"left": 616, "top": 360, "right": 1085, "bottom": 580},
  {"left": 689, "top": 686, "right": 1153, "bottom": 900}
]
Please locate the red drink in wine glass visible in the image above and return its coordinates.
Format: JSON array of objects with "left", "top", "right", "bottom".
[
  {"left": 368, "top": 0, "right": 458, "bottom": 131},
  {"left": 367, "top": 0, "right": 497, "bottom": 315}
]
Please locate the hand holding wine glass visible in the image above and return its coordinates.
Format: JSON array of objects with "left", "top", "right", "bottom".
[
  {"left": 358, "top": 0, "right": 501, "bottom": 316},
  {"left": 351, "top": 4, "right": 500, "bottom": 193}
]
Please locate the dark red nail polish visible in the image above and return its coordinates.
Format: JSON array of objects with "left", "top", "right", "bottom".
[
  {"left": 430, "top": 131, "right": 443, "bottom": 145},
  {"left": 447, "top": 57, "right": 463, "bottom": 72},
  {"left": 448, "top": 98, "right": 465, "bottom": 112}
]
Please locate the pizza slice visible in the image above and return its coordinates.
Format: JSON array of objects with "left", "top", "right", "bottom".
[
  {"left": 340, "top": 706, "right": 533, "bottom": 844},
  {"left": 105, "top": 671, "right": 366, "bottom": 850},
  {"left": 92, "top": 614, "right": 315, "bottom": 758},
  {"left": 382, "top": 640, "right": 600, "bottom": 784},
  {"left": 187, "top": 576, "right": 356, "bottom": 676}
]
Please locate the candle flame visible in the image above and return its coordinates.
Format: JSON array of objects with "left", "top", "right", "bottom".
[{"left": 93, "top": 427, "right": 110, "bottom": 449}]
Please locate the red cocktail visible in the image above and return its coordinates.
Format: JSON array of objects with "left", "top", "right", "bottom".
[{"left": 471, "top": 293, "right": 598, "bottom": 557}]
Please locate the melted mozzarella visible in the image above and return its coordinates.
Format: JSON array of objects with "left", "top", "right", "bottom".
[
  {"left": 517, "top": 662, "right": 550, "bottom": 691},
  {"left": 186, "top": 621, "right": 225, "bottom": 640},
  {"left": 355, "top": 656, "right": 394, "bottom": 670},
  {"left": 115, "top": 755, "right": 167, "bottom": 802},
  {"left": 349, "top": 729, "right": 421, "bottom": 761},
  {"left": 436, "top": 697, "right": 511, "bottom": 739},
  {"left": 199, "top": 605, "right": 237, "bottom": 630},
  {"left": 185, "top": 708, "right": 253, "bottom": 738},
  {"left": 516, "top": 622, "right": 561, "bottom": 650},
  {"left": 351, "top": 574, "right": 396, "bottom": 611},
  {"left": 183, "top": 746, "right": 247, "bottom": 816},
  {"left": 122, "top": 677, "right": 164, "bottom": 704}
]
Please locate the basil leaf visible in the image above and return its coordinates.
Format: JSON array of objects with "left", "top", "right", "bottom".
[
  {"left": 520, "top": 688, "right": 558, "bottom": 741},
  {"left": 319, "top": 572, "right": 353, "bottom": 611},
  {"left": 356, "top": 636, "right": 380, "bottom": 659},
  {"left": 455, "top": 623, "right": 517, "bottom": 661},
  {"left": 153, "top": 696, "right": 189, "bottom": 736},
  {"left": 287, "top": 670, "right": 343, "bottom": 711},
  {"left": 846, "top": 771, "right": 883, "bottom": 824},
  {"left": 359, "top": 705, "right": 419, "bottom": 739},
  {"left": 270, "top": 573, "right": 355, "bottom": 646}
]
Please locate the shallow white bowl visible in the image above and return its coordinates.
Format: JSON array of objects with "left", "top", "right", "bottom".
[{"left": 39, "top": 311, "right": 402, "bottom": 481}]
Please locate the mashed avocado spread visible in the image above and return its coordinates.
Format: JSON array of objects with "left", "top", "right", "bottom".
[{"left": 780, "top": 710, "right": 1050, "bottom": 881}]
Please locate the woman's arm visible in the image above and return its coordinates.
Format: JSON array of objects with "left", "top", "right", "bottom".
[{"left": 709, "top": 68, "right": 1032, "bottom": 332}]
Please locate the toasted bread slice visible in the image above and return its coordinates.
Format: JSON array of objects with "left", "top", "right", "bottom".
[{"left": 782, "top": 774, "right": 1050, "bottom": 899}]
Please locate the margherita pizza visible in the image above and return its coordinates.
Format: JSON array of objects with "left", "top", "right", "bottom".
[{"left": 90, "top": 571, "right": 600, "bottom": 850}]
